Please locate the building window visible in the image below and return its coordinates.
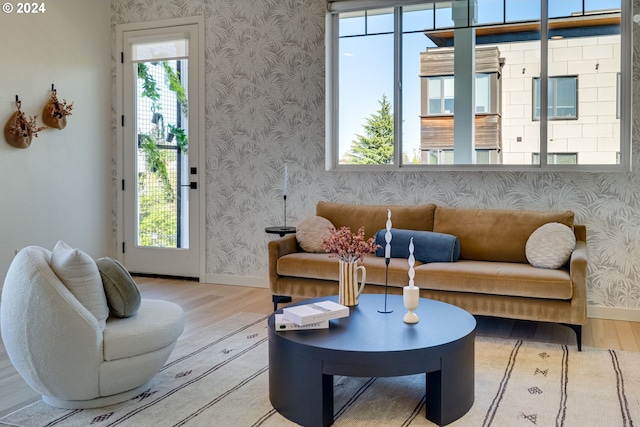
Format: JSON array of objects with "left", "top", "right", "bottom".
[
  {"left": 532, "top": 153, "right": 578, "bottom": 165},
  {"left": 533, "top": 76, "right": 578, "bottom": 120},
  {"left": 427, "top": 76, "right": 455, "bottom": 115},
  {"left": 427, "top": 149, "right": 496, "bottom": 165},
  {"left": 426, "top": 73, "right": 495, "bottom": 115},
  {"left": 327, "top": 0, "right": 628, "bottom": 169}
]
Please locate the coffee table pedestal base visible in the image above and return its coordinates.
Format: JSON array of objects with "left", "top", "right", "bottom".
[{"left": 269, "top": 334, "right": 474, "bottom": 427}]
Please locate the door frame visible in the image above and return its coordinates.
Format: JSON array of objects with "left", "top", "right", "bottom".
[{"left": 115, "top": 16, "right": 206, "bottom": 282}]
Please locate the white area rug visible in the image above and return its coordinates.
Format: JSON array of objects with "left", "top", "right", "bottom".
[{"left": 1, "top": 312, "right": 639, "bottom": 426}]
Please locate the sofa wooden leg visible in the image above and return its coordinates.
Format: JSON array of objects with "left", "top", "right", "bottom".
[
  {"left": 564, "top": 324, "right": 582, "bottom": 351},
  {"left": 272, "top": 295, "right": 292, "bottom": 311}
]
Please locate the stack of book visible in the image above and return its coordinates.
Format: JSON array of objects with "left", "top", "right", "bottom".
[{"left": 275, "top": 300, "right": 349, "bottom": 331}]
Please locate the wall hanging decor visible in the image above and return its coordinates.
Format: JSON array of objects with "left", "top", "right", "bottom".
[
  {"left": 42, "top": 84, "right": 73, "bottom": 130},
  {"left": 4, "top": 97, "right": 47, "bottom": 149}
]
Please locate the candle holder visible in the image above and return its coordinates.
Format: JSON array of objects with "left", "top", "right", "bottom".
[
  {"left": 283, "top": 194, "right": 288, "bottom": 230},
  {"left": 379, "top": 209, "right": 393, "bottom": 314},
  {"left": 378, "top": 258, "right": 393, "bottom": 313},
  {"left": 275, "top": 194, "right": 296, "bottom": 235},
  {"left": 403, "top": 286, "right": 420, "bottom": 323}
]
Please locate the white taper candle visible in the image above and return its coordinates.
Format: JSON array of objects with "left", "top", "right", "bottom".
[
  {"left": 408, "top": 237, "right": 415, "bottom": 288},
  {"left": 385, "top": 209, "right": 392, "bottom": 259}
]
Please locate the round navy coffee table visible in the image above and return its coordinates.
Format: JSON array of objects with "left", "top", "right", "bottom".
[{"left": 268, "top": 294, "right": 476, "bottom": 427}]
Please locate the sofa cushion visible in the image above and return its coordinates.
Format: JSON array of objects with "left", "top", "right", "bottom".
[
  {"left": 296, "top": 216, "right": 334, "bottom": 253},
  {"left": 374, "top": 228, "right": 460, "bottom": 263},
  {"left": 316, "top": 201, "right": 436, "bottom": 240},
  {"left": 415, "top": 260, "right": 573, "bottom": 300},
  {"left": 96, "top": 257, "right": 141, "bottom": 318},
  {"left": 526, "top": 223, "right": 576, "bottom": 269},
  {"left": 277, "top": 253, "right": 572, "bottom": 300},
  {"left": 433, "top": 207, "right": 574, "bottom": 263},
  {"left": 50, "top": 240, "right": 109, "bottom": 330}
]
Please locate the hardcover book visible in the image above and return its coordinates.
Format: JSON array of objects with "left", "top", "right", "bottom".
[
  {"left": 282, "top": 300, "right": 349, "bottom": 326},
  {"left": 274, "top": 314, "right": 329, "bottom": 331}
]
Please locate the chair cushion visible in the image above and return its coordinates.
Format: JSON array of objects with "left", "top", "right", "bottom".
[
  {"left": 96, "top": 257, "right": 141, "bottom": 318},
  {"left": 526, "top": 222, "right": 576, "bottom": 269},
  {"left": 296, "top": 216, "right": 333, "bottom": 253},
  {"left": 103, "top": 299, "right": 184, "bottom": 361},
  {"left": 49, "top": 240, "right": 109, "bottom": 330},
  {"left": 374, "top": 228, "right": 460, "bottom": 263}
]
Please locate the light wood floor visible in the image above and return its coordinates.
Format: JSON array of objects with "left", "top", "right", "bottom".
[{"left": 1, "top": 276, "right": 640, "bottom": 417}]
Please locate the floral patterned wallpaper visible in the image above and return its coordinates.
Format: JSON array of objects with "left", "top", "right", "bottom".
[{"left": 112, "top": 0, "right": 640, "bottom": 312}]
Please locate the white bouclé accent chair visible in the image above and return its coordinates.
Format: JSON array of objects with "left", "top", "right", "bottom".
[{"left": 0, "top": 245, "right": 185, "bottom": 409}]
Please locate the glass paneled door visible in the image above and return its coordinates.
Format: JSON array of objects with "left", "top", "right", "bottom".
[{"left": 121, "top": 24, "right": 201, "bottom": 278}]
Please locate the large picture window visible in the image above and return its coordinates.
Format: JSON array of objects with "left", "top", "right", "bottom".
[{"left": 326, "top": 0, "right": 629, "bottom": 170}]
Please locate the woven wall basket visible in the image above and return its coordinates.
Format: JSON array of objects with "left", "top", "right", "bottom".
[
  {"left": 4, "top": 111, "right": 32, "bottom": 149},
  {"left": 42, "top": 100, "right": 67, "bottom": 130}
]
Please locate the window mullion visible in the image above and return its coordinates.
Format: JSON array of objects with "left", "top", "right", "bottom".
[
  {"left": 539, "top": 0, "right": 549, "bottom": 167},
  {"left": 394, "top": 7, "right": 402, "bottom": 167},
  {"left": 326, "top": 12, "right": 338, "bottom": 171}
]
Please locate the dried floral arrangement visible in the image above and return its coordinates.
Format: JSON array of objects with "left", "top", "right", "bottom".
[
  {"left": 4, "top": 108, "right": 47, "bottom": 149},
  {"left": 43, "top": 91, "right": 73, "bottom": 129},
  {"left": 322, "top": 226, "right": 380, "bottom": 264}
]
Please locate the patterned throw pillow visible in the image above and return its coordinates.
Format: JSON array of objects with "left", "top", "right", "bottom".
[
  {"left": 296, "top": 216, "right": 334, "bottom": 253},
  {"left": 526, "top": 223, "right": 576, "bottom": 269}
]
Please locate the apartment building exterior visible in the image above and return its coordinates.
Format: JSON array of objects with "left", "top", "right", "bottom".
[{"left": 419, "top": 13, "right": 621, "bottom": 165}]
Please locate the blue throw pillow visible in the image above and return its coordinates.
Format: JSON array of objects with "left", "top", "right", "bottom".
[{"left": 375, "top": 228, "right": 460, "bottom": 263}]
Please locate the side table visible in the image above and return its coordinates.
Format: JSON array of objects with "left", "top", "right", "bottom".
[
  {"left": 265, "top": 226, "right": 296, "bottom": 308},
  {"left": 265, "top": 226, "right": 296, "bottom": 237}
]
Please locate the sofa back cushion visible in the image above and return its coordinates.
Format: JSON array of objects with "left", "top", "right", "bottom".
[
  {"left": 433, "top": 206, "right": 574, "bottom": 263},
  {"left": 316, "top": 202, "right": 436, "bottom": 239}
]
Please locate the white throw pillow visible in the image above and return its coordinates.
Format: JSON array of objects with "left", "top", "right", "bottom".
[
  {"left": 296, "top": 216, "right": 334, "bottom": 253},
  {"left": 50, "top": 240, "right": 109, "bottom": 330},
  {"left": 526, "top": 223, "right": 576, "bottom": 269}
]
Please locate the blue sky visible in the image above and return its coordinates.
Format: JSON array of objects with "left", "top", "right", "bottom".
[{"left": 337, "top": 0, "right": 621, "bottom": 161}]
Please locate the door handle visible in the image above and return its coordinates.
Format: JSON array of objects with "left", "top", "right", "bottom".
[{"left": 180, "top": 182, "right": 197, "bottom": 189}]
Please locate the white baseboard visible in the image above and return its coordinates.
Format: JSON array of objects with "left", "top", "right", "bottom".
[
  {"left": 588, "top": 305, "right": 640, "bottom": 322},
  {"left": 204, "top": 274, "right": 269, "bottom": 289}
]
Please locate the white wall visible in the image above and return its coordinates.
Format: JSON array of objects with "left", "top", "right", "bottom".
[{"left": 0, "top": 0, "right": 112, "bottom": 281}]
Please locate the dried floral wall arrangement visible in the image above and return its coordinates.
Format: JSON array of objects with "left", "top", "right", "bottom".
[
  {"left": 4, "top": 101, "right": 47, "bottom": 149},
  {"left": 42, "top": 89, "right": 73, "bottom": 130}
]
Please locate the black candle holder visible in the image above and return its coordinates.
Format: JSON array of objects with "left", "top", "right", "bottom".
[
  {"left": 378, "top": 258, "right": 393, "bottom": 313},
  {"left": 278, "top": 195, "right": 295, "bottom": 234},
  {"left": 265, "top": 194, "right": 296, "bottom": 237}
]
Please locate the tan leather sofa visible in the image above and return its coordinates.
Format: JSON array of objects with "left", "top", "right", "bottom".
[{"left": 268, "top": 201, "right": 587, "bottom": 350}]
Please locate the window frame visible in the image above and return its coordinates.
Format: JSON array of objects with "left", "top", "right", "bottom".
[{"left": 325, "top": 1, "right": 631, "bottom": 172}]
